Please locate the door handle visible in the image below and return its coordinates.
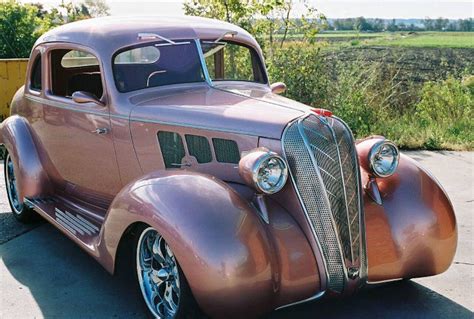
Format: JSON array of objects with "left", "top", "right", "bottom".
[{"left": 91, "top": 128, "right": 109, "bottom": 135}]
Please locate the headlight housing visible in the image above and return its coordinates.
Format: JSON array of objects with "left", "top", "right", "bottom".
[
  {"left": 239, "top": 149, "right": 288, "bottom": 194},
  {"left": 369, "top": 140, "right": 400, "bottom": 177}
]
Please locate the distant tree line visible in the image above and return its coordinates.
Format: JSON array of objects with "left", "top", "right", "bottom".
[{"left": 328, "top": 17, "right": 473, "bottom": 32}]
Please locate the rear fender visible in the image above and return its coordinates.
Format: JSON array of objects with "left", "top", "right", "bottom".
[
  {"left": 357, "top": 138, "right": 457, "bottom": 282},
  {"left": 0, "top": 115, "right": 51, "bottom": 200},
  {"left": 99, "top": 170, "right": 277, "bottom": 318}
]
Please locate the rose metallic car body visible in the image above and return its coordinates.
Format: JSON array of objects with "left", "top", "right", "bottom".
[{"left": 0, "top": 16, "right": 457, "bottom": 319}]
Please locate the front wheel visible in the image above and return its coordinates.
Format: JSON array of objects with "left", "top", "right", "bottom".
[
  {"left": 4, "top": 153, "right": 36, "bottom": 223},
  {"left": 135, "top": 226, "right": 204, "bottom": 319}
]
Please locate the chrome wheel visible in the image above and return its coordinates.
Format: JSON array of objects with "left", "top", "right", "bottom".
[
  {"left": 137, "top": 227, "right": 180, "bottom": 319},
  {"left": 5, "top": 154, "right": 23, "bottom": 214}
]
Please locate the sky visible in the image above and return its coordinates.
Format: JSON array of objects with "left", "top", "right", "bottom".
[{"left": 22, "top": 0, "right": 474, "bottom": 19}]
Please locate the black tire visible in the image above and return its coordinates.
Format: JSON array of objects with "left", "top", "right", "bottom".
[
  {"left": 4, "top": 152, "right": 37, "bottom": 223},
  {"left": 119, "top": 223, "right": 205, "bottom": 319}
]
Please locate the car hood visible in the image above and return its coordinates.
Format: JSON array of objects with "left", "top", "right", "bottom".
[{"left": 129, "top": 84, "right": 311, "bottom": 139}]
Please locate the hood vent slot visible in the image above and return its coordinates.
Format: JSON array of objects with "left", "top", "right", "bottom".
[
  {"left": 158, "top": 131, "right": 185, "bottom": 168},
  {"left": 185, "top": 135, "right": 212, "bottom": 164},
  {"left": 212, "top": 138, "right": 240, "bottom": 164}
]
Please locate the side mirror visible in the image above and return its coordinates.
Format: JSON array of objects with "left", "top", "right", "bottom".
[
  {"left": 72, "top": 91, "right": 104, "bottom": 106},
  {"left": 270, "top": 82, "right": 287, "bottom": 94}
]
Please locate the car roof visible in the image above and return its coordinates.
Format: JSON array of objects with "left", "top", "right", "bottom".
[{"left": 35, "top": 16, "right": 261, "bottom": 56}]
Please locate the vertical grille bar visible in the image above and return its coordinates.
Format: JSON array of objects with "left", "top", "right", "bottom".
[{"left": 282, "top": 114, "right": 365, "bottom": 293}]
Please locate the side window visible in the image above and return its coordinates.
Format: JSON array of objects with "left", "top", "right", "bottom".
[
  {"left": 50, "top": 49, "right": 103, "bottom": 100},
  {"left": 30, "top": 55, "right": 42, "bottom": 91},
  {"left": 61, "top": 50, "right": 99, "bottom": 68}
]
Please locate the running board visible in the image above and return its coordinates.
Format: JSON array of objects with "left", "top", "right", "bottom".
[{"left": 25, "top": 196, "right": 104, "bottom": 249}]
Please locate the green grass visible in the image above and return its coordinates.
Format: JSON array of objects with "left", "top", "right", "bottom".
[
  {"left": 273, "top": 32, "right": 383, "bottom": 41},
  {"left": 315, "top": 32, "right": 383, "bottom": 38},
  {"left": 280, "top": 31, "right": 474, "bottom": 48},
  {"left": 366, "top": 32, "right": 474, "bottom": 48}
]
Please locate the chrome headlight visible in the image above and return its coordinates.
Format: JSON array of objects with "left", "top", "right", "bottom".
[
  {"left": 239, "top": 149, "right": 288, "bottom": 194},
  {"left": 369, "top": 140, "right": 400, "bottom": 177}
]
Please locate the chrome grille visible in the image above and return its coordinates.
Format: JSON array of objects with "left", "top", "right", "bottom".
[{"left": 282, "top": 114, "right": 365, "bottom": 293}]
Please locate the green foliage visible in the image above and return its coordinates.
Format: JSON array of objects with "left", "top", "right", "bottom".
[
  {"left": 0, "top": 0, "right": 109, "bottom": 59},
  {"left": 268, "top": 45, "right": 328, "bottom": 106},
  {"left": 184, "top": 0, "right": 326, "bottom": 53},
  {"left": 0, "top": 1, "right": 42, "bottom": 58},
  {"left": 401, "top": 77, "right": 473, "bottom": 149},
  {"left": 267, "top": 45, "right": 473, "bottom": 150}
]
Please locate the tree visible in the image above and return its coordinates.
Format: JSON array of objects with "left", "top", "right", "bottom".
[
  {"left": 423, "top": 17, "right": 434, "bottom": 31},
  {"left": 0, "top": 0, "right": 110, "bottom": 59},
  {"left": 372, "top": 18, "right": 385, "bottom": 32},
  {"left": 354, "top": 17, "right": 372, "bottom": 31},
  {"left": 459, "top": 18, "right": 473, "bottom": 31},
  {"left": 183, "top": 0, "right": 325, "bottom": 54},
  {"left": 83, "top": 0, "right": 109, "bottom": 17},
  {"left": 0, "top": 2, "right": 43, "bottom": 58},
  {"left": 434, "top": 17, "right": 448, "bottom": 31},
  {"left": 387, "top": 19, "right": 398, "bottom": 32}
]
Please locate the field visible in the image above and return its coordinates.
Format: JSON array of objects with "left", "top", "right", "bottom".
[
  {"left": 366, "top": 32, "right": 474, "bottom": 48},
  {"left": 280, "top": 31, "right": 474, "bottom": 48},
  {"left": 269, "top": 31, "right": 474, "bottom": 150}
]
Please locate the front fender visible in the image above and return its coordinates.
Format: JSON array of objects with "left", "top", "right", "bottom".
[
  {"left": 100, "top": 171, "right": 276, "bottom": 318},
  {"left": 357, "top": 138, "right": 457, "bottom": 282},
  {"left": 0, "top": 115, "right": 51, "bottom": 200}
]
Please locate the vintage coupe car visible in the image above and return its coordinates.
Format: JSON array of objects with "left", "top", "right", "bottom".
[{"left": 0, "top": 16, "right": 457, "bottom": 319}]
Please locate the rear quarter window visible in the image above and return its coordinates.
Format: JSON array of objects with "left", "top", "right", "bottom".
[{"left": 30, "top": 55, "right": 42, "bottom": 91}]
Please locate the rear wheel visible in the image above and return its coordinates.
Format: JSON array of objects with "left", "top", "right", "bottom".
[
  {"left": 4, "top": 153, "right": 36, "bottom": 223},
  {"left": 134, "top": 225, "right": 204, "bottom": 319}
]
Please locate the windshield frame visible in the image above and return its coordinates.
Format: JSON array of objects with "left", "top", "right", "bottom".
[{"left": 111, "top": 38, "right": 268, "bottom": 93}]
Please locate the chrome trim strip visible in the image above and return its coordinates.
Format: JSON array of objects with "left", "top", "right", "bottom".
[
  {"left": 25, "top": 94, "right": 263, "bottom": 137},
  {"left": 63, "top": 210, "right": 96, "bottom": 234},
  {"left": 56, "top": 209, "right": 91, "bottom": 235},
  {"left": 367, "top": 278, "right": 403, "bottom": 285},
  {"left": 56, "top": 217, "right": 78, "bottom": 235},
  {"left": 127, "top": 116, "right": 261, "bottom": 136},
  {"left": 195, "top": 39, "right": 213, "bottom": 86},
  {"left": 26, "top": 94, "right": 109, "bottom": 117},
  {"left": 55, "top": 209, "right": 85, "bottom": 236},
  {"left": 275, "top": 290, "right": 325, "bottom": 310},
  {"left": 75, "top": 214, "right": 100, "bottom": 232}
]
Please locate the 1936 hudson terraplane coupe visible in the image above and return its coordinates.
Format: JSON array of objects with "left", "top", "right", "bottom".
[{"left": 0, "top": 16, "right": 457, "bottom": 319}]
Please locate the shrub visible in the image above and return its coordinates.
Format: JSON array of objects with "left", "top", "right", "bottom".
[
  {"left": 403, "top": 77, "right": 473, "bottom": 149},
  {"left": 268, "top": 45, "right": 474, "bottom": 150},
  {"left": 268, "top": 45, "right": 328, "bottom": 106}
]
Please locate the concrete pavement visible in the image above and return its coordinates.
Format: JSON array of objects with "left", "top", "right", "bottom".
[{"left": 1, "top": 151, "right": 473, "bottom": 318}]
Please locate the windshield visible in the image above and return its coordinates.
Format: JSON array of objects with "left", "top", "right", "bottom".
[
  {"left": 113, "top": 41, "right": 205, "bottom": 92},
  {"left": 201, "top": 41, "right": 266, "bottom": 84}
]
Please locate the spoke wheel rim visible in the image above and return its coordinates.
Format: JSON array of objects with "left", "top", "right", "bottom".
[
  {"left": 5, "top": 154, "right": 23, "bottom": 215},
  {"left": 137, "top": 227, "right": 180, "bottom": 319}
]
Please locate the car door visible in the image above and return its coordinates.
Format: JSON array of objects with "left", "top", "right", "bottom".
[{"left": 34, "top": 44, "right": 121, "bottom": 203}]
